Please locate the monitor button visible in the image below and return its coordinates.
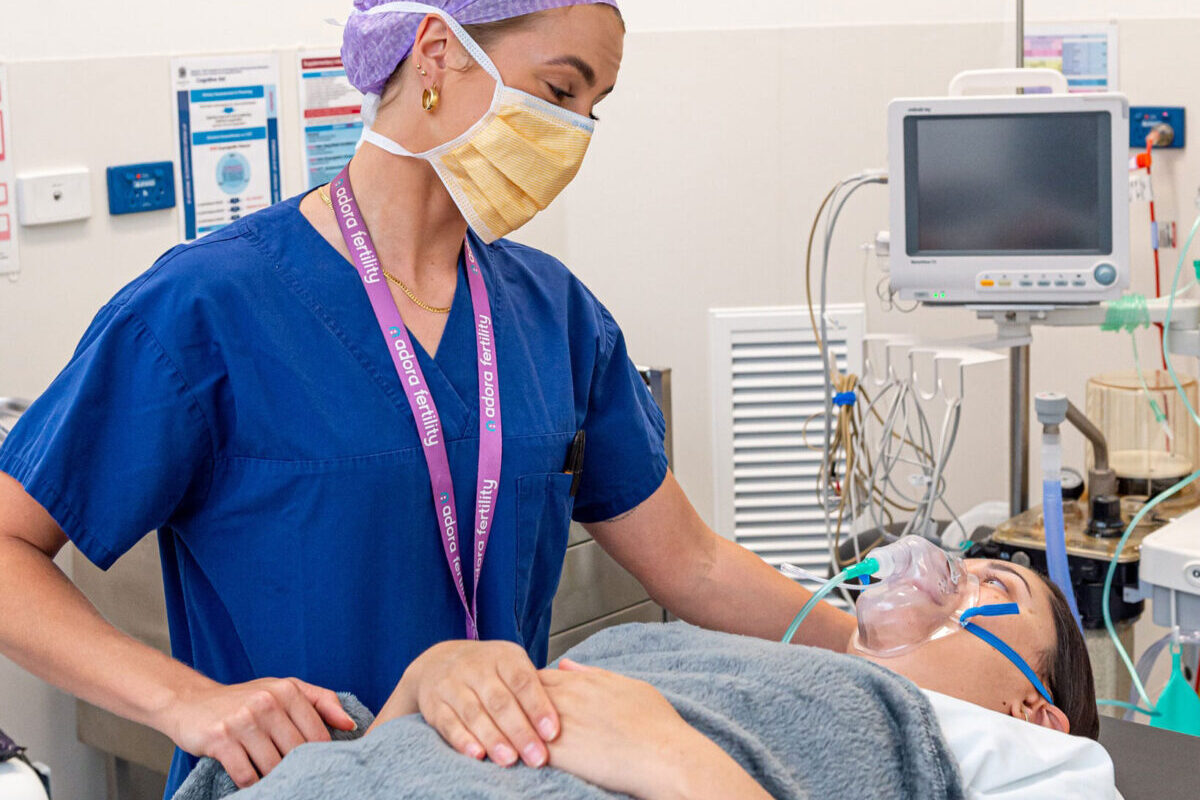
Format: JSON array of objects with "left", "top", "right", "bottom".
[{"left": 1094, "top": 262, "right": 1118, "bottom": 286}]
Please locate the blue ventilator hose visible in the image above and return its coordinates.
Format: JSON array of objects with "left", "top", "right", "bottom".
[
  {"left": 782, "top": 558, "right": 879, "bottom": 645},
  {"left": 1042, "top": 478, "right": 1083, "bottom": 632}
]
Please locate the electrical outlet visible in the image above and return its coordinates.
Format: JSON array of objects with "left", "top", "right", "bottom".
[{"left": 15, "top": 168, "right": 91, "bottom": 225}]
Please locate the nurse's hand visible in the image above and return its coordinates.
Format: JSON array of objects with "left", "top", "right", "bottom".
[
  {"left": 372, "top": 640, "right": 559, "bottom": 769},
  {"left": 163, "top": 676, "right": 357, "bottom": 788}
]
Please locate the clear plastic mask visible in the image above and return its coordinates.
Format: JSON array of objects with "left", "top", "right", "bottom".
[{"left": 850, "top": 537, "right": 980, "bottom": 657}]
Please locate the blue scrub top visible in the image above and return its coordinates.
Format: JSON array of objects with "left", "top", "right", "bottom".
[{"left": 0, "top": 193, "right": 668, "bottom": 795}]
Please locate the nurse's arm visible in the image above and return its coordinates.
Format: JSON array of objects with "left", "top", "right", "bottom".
[
  {"left": 0, "top": 472, "right": 355, "bottom": 788},
  {"left": 584, "top": 470, "right": 857, "bottom": 652}
]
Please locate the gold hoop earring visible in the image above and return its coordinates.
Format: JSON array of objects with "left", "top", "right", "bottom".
[
  {"left": 1023, "top": 709, "right": 1031, "bottom": 723},
  {"left": 422, "top": 86, "right": 440, "bottom": 112}
]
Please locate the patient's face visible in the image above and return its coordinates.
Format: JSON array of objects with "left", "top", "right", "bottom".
[{"left": 851, "top": 559, "right": 1059, "bottom": 722}]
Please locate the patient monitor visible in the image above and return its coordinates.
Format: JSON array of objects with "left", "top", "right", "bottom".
[{"left": 888, "top": 92, "right": 1130, "bottom": 305}]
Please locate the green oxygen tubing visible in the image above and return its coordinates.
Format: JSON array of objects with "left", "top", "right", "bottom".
[{"left": 782, "top": 558, "right": 880, "bottom": 644}]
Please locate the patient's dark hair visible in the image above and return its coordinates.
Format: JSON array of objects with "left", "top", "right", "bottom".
[{"left": 1037, "top": 575, "right": 1100, "bottom": 740}]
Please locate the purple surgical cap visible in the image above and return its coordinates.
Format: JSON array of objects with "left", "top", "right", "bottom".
[{"left": 343, "top": 0, "right": 621, "bottom": 96}]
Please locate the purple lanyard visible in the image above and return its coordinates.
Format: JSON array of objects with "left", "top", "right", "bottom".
[{"left": 329, "top": 166, "right": 502, "bottom": 640}]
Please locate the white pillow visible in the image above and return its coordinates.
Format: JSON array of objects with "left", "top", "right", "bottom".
[{"left": 922, "top": 689, "right": 1115, "bottom": 800}]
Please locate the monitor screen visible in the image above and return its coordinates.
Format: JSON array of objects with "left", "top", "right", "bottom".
[{"left": 904, "top": 112, "right": 1112, "bottom": 256}]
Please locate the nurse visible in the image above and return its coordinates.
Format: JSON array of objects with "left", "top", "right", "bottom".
[{"left": 0, "top": 1, "right": 853, "bottom": 796}]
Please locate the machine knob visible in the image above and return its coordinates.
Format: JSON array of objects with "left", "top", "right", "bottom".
[
  {"left": 1093, "top": 262, "right": 1118, "bottom": 286},
  {"left": 1185, "top": 561, "right": 1200, "bottom": 590},
  {"left": 1087, "top": 494, "right": 1124, "bottom": 538}
]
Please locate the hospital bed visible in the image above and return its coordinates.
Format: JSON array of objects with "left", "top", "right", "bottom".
[{"left": 1100, "top": 716, "right": 1199, "bottom": 800}]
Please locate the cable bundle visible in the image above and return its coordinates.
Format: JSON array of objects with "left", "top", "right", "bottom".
[{"left": 804, "top": 172, "right": 964, "bottom": 594}]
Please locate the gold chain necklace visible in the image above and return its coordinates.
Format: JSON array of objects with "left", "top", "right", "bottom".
[{"left": 318, "top": 184, "right": 452, "bottom": 315}]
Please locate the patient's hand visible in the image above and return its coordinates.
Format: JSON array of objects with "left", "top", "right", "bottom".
[{"left": 540, "top": 659, "right": 772, "bottom": 800}]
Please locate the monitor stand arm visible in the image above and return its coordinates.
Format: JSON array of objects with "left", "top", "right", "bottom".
[{"left": 967, "top": 298, "right": 1200, "bottom": 516}]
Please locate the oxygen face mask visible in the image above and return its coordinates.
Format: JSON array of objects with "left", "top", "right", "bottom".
[
  {"left": 851, "top": 536, "right": 980, "bottom": 656},
  {"left": 780, "top": 536, "right": 1055, "bottom": 705},
  {"left": 852, "top": 538, "right": 1056, "bottom": 705}
]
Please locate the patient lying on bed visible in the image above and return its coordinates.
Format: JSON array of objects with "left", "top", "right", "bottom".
[{"left": 175, "top": 559, "right": 1113, "bottom": 800}]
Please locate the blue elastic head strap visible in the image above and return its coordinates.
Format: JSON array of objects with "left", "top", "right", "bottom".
[{"left": 959, "top": 602, "right": 1055, "bottom": 706}]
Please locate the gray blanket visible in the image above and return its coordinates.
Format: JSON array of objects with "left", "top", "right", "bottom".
[{"left": 174, "top": 623, "right": 964, "bottom": 800}]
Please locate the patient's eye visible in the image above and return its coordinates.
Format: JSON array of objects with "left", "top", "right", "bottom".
[{"left": 982, "top": 571, "right": 1010, "bottom": 595}]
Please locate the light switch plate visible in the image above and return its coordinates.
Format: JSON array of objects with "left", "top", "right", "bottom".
[{"left": 16, "top": 167, "right": 92, "bottom": 225}]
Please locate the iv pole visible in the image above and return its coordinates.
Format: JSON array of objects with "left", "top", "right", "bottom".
[{"left": 1009, "top": 0, "right": 1031, "bottom": 517}]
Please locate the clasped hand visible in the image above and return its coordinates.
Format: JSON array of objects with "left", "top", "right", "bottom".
[
  {"left": 372, "top": 640, "right": 698, "bottom": 796},
  {"left": 371, "top": 639, "right": 563, "bottom": 767}
]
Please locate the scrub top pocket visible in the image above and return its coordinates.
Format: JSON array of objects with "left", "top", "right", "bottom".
[{"left": 514, "top": 471, "right": 575, "bottom": 658}]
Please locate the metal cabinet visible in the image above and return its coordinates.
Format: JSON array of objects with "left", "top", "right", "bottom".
[
  {"left": 69, "top": 368, "right": 673, "bottom": 794},
  {"left": 546, "top": 526, "right": 660, "bottom": 659},
  {"left": 545, "top": 367, "right": 672, "bottom": 659},
  {"left": 0, "top": 398, "right": 29, "bottom": 444}
]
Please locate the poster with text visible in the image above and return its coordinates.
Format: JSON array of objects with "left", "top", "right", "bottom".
[
  {"left": 1024, "top": 24, "right": 1118, "bottom": 94},
  {"left": 297, "top": 51, "right": 363, "bottom": 190},
  {"left": 172, "top": 54, "right": 282, "bottom": 241},
  {"left": 0, "top": 65, "right": 18, "bottom": 276}
]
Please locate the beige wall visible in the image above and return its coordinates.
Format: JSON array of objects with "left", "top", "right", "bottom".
[
  {"left": 556, "top": 18, "right": 1199, "bottom": 531},
  {"left": 2, "top": 7, "right": 1200, "bottom": 798},
  {"left": 0, "top": 1, "right": 1106, "bottom": 61},
  {"left": 6, "top": 1, "right": 1200, "bottom": 61}
]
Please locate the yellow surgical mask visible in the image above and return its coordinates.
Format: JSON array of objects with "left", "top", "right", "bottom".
[{"left": 356, "top": 2, "right": 595, "bottom": 244}]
